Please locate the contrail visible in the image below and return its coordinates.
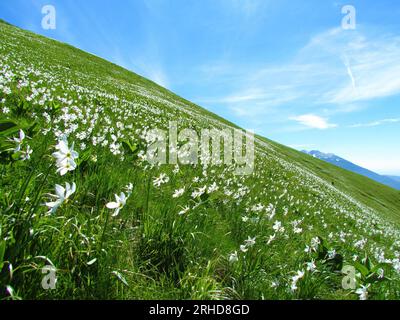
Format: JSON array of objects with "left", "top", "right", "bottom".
[
  {"left": 343, "top": 55, "right": 356, "bottom": 91},
  {"left": 346, "top": 64, "right": 356, "bottom": 91}
]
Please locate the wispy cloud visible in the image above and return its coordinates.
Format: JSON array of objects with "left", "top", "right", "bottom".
[
  {"left": 114, "top": 54, "right": 170, "bottom": 89},
  {"left": 109, "top": 6, "right": 170, "bottom": 89},
  {"left": 349, "top": 118, "right": 400, "bottom": 128},
  {"left": 290, "top": 114, "right": 337, "bottom": 130},
  {"left": 323, "top": 30, "right": 400, "bottom": 104},
  {"left": 195, "top": 26, "right": 400, "bottom": 128},
  {"left": 143, "top": 65, "right": 169, "bottom": 88}
]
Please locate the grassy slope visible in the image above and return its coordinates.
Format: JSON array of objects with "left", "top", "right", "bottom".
[
  {"left": 261, "top": 137, "right": 400, "bottom": 224},
  {"left": 5, "top": 19, "right": 398, "bottom": 222},
  {"left": 1, "top": 20, "right": 400, "bottom": 300}
]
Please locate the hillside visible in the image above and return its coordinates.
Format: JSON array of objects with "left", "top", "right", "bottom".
[
  {"left": 302, "top": 150, "right": 400, "bottom": 190},
  {"left": 1, "top": 20, "right": 400, "bottom": 300}
]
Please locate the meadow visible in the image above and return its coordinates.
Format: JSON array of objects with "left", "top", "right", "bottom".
[{"left": 1, "top": 19, "right": 400, "bottom": 300}]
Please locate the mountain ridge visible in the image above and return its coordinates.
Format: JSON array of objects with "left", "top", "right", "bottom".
[{"left": 302, "top": 150, "right": 400, "bottom": 190}]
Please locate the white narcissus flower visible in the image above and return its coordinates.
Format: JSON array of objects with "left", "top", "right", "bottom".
[
  {"left": 45, "top": 182, "right": 76, "bottom": 214},
  {"left": 355, "top": 284, "right": 370, "bottom": 300},
  {"left": 273, "top": 220, "right": 283, "bottom": 232},
  {"left": 290, "top": 270, "right": 305, "bottom": 292},
  {"left": 240, "top": 245, "right": 248, "bottom": 253},
  {"left": 267, "top": 233, "right": 276, "bottom": 245},
  {"left": 153, "top": 173, "right": 169, "bottom": 187},
  {"left": 52, "top": 137, "right": 79, "bottom": 176},
  {"left": 327, "top": 249, "right": 336, "bottom": 259},
  {"left": 53, "top": 137, "right": 79, "bottom": 163},
  {"left": 293, "top": 227, "right": 303, "bottom": 234},
  {"left": 311, "top": 237, "right": 321, "bottom": 251},
  {"left": 125, "top": 183, "right": 133, "bottom": 196},
  {"left": 191, "top": 186, "right": 207, "bottom": 199},
  {"left": 207, "top": 182, "right": 219, "bottom": 193},
  {"left": 178, "top": 206, "right": 190, "bottom": 215},
  {"left": 306, "top": 260, "right": 317, "bottom": 272},
  {"left": 10, "top": 129, "right": 25, "bottom": 152},
  {"left": 229, "top": 251, "right": 238, "bottom": 263},
  {"left": 106, "top": 192, "right": 127, "bottom": 217},
  {"left": 172, "top": 188, "right": 185, "bottom": 198},
  {"left": 56, "top": 159, "right": 77, "bottom": 176},
  {"left": 20, "top": 145, "right": 33, "bottom": 161},
  {"left": 244, "top": 236, "right": 256, "bottom": 247}
]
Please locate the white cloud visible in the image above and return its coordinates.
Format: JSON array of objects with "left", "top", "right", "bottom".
[
  {"left": 290, "top": 114, "right": 337, "bottom": 130},
  {"left": 195, "top": 26, "right": 400, "bottom": 127},
  {"left": 349, "top": 118, "right": 400, "bottom": 128},
  {"left": 201, "top": 88, "right": 299, "bottom": 106}
]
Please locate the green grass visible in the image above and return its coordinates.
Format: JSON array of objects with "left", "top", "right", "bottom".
[
  {"left": 0, "top": 19, "right": 400, "bottom": 300},
  {"left": 261, "top": 136, "right": 400, "bottom": 224}
]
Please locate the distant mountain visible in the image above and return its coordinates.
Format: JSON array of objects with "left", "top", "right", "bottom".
[
  {"left": 385, "top": 176, "right": 400, "bottom": 183},
  {"left": 302, "top": 150, "right": 400, "bottom": 190}
]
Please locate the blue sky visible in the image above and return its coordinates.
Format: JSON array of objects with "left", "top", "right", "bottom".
[{"left": 1, "top": 0, "right": 400, "bottom": 174}]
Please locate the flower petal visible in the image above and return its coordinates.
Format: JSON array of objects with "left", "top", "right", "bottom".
[
  {"left": 55, "top": 184, "right": 65, "bottom": 198},
  {"left": 106, "top": 202, "right": 119, "bottom": 209}
]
